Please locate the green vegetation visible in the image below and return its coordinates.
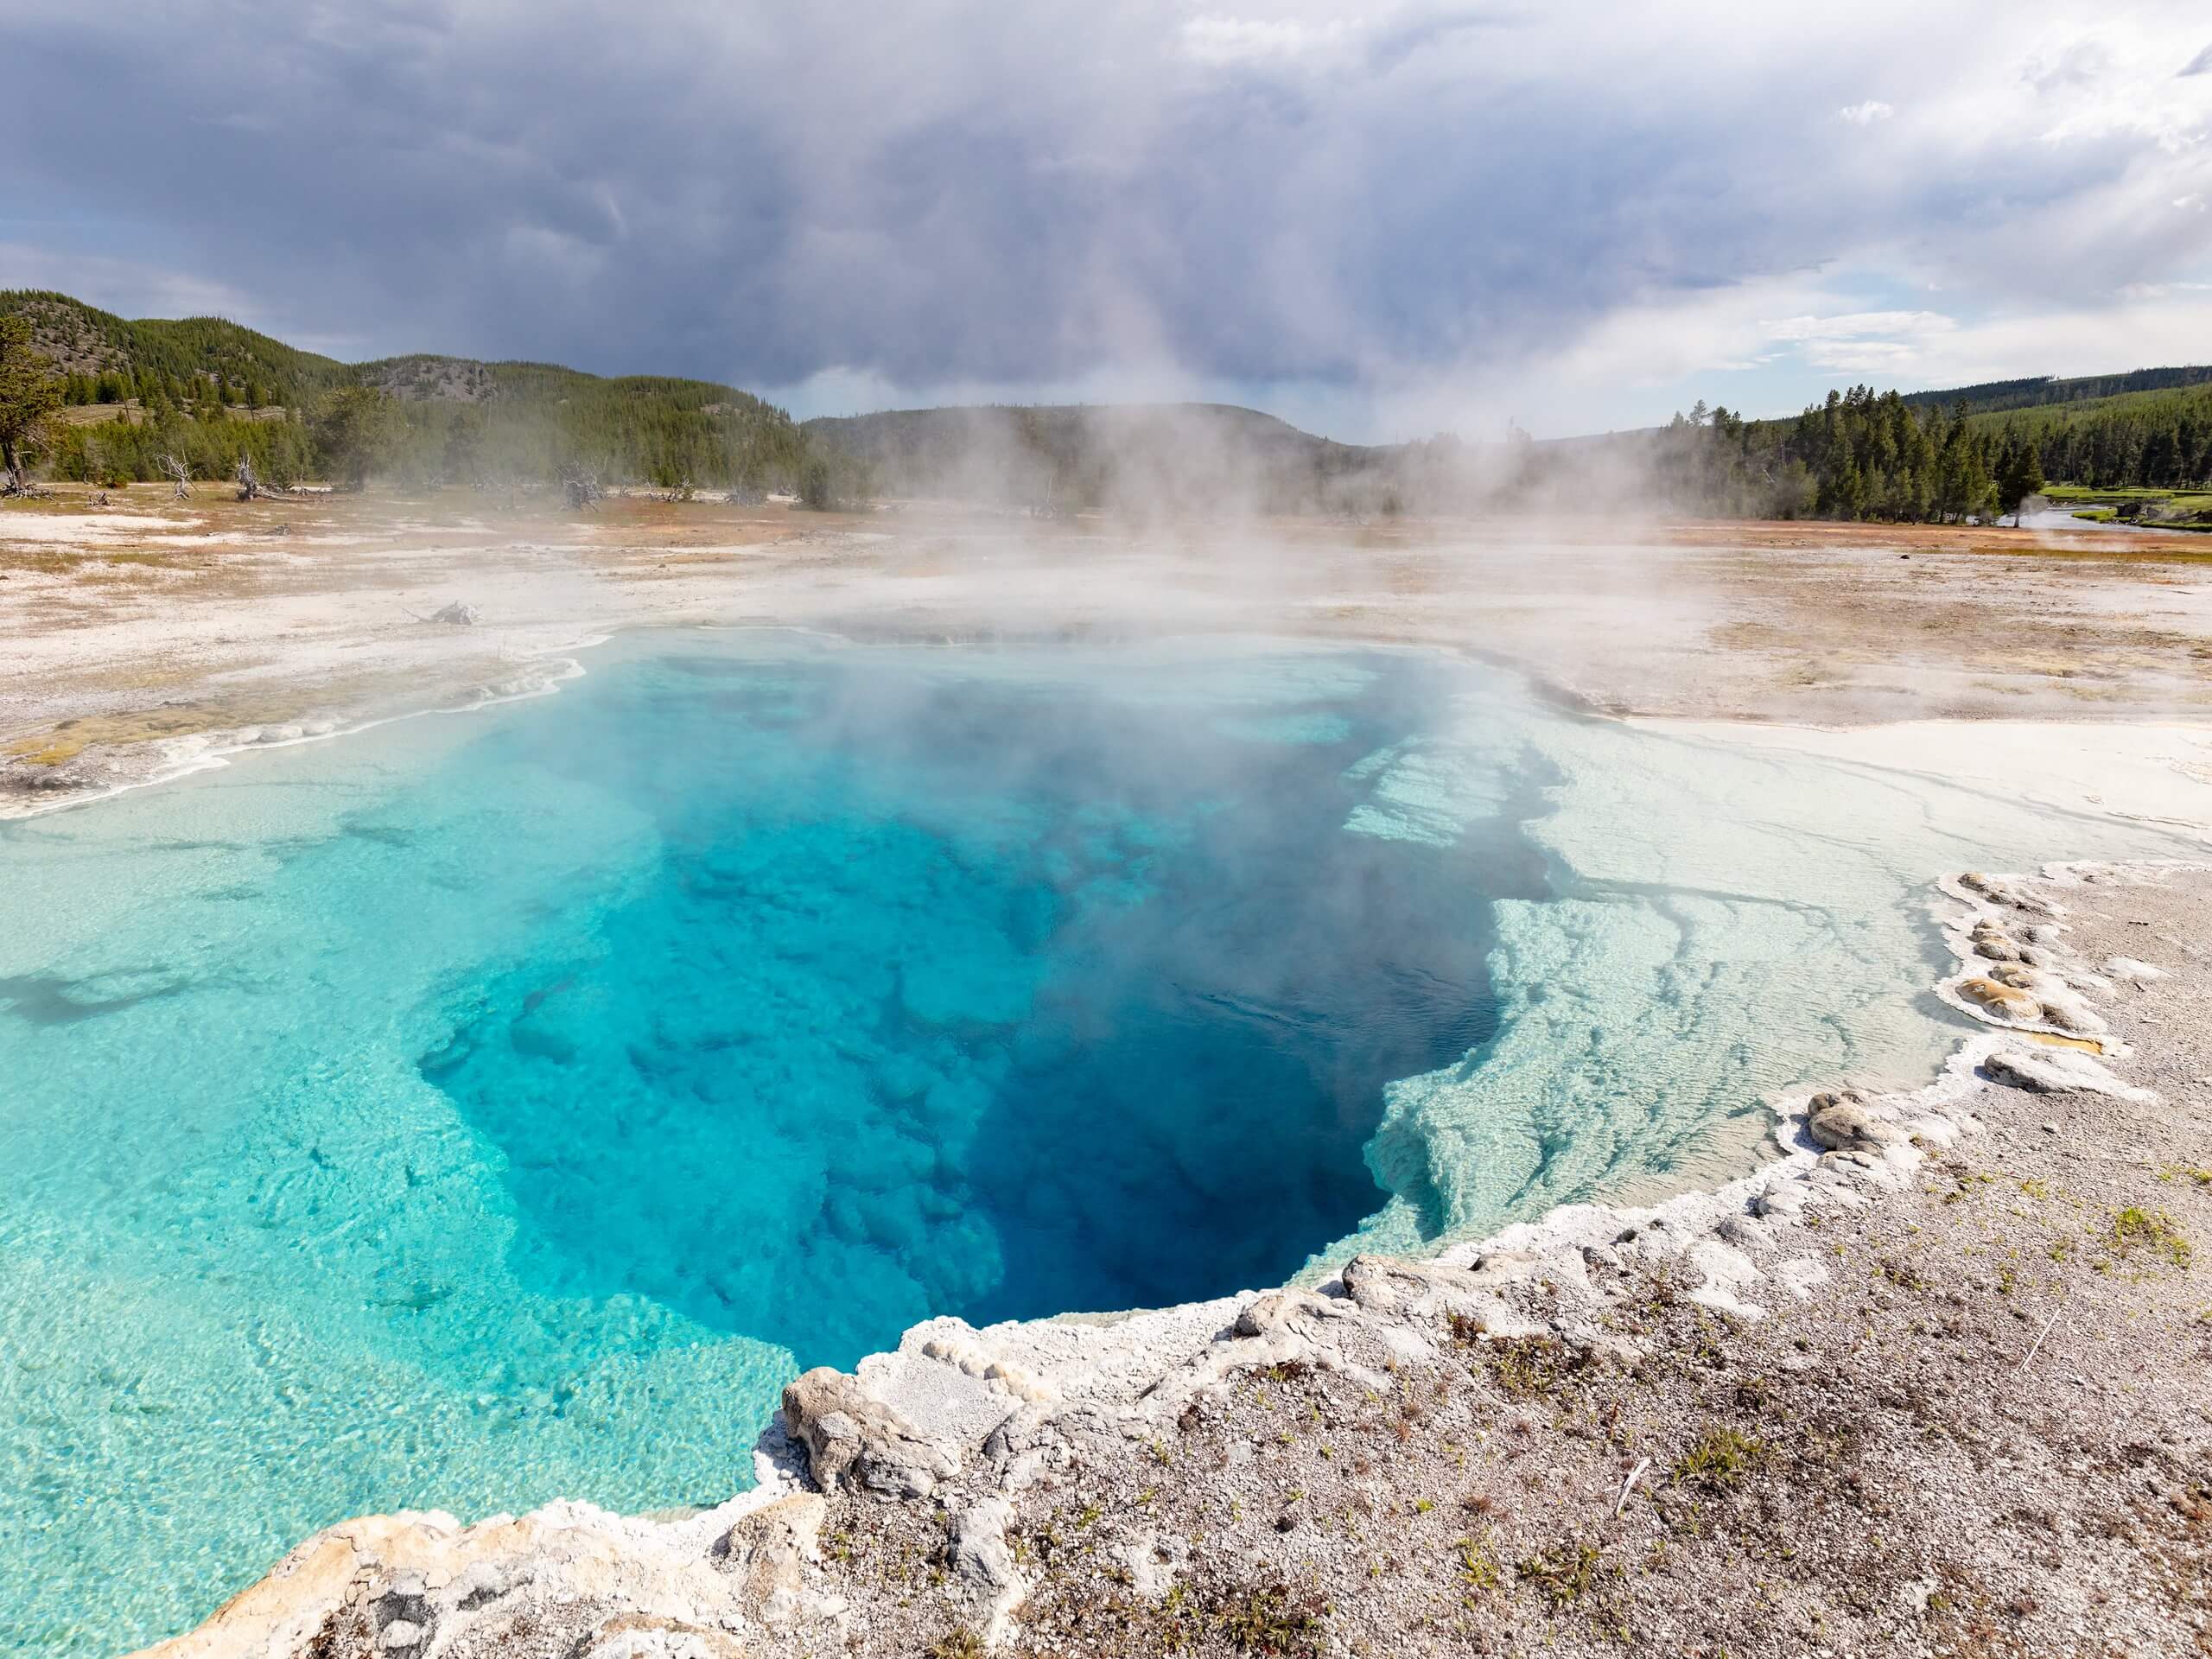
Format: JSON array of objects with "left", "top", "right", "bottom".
[
  {"left": 2110, "top": 1206, "right": 2192, "bottom": 1268},
  {"left": 1900, "top": 365, "right": 2212, "bottom": 417},
  {"left": 803, "top": 401, "right": 1380, "bottom": 517},
  {"left": 1515, "top": 1540, "right": 1604, "bottom": 1607},
  {"left": 310, "top": 388, "right": 398, "bottom": 491},
  {"left": 0, "top": 314, "right": 65, "bottom": 483},
  {"left": 798, "top": 447, "right": 876, "bottom": 512},
  {"left": 1644, "top": 372, "right": 2212, "bottom": 524},
  {"left": 821, "top": 376, "right": 2212, "bottom": 524},
  {"left": 1, "top": 289, "right": 348, "bottom": 411},
  {"left": 923, "top": 1625, "right": 985, "bottom": 1659},
  {"left": 0, "top": 289, "right": 816, "bottom": 496},
  {"left": 1671, "top": 1425, "right": 1766, "bottom": 1491},
  {"left": 1456, "top": 1533, "right": 1503, "bottom": 1592},
  {"left": 9, "top": 286, "right": 2207, "bottom": 520},
  {"left": 1211, "top": 1582, "right": 1328, "bottom": 1655}
]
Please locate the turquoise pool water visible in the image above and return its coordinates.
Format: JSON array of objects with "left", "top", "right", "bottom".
[
  {"left": 2, "top": 632, "right": 2200, "bottom": 1654},
  {"left": 0, "top": 636, "right": 1544, "bottom": 1653}
]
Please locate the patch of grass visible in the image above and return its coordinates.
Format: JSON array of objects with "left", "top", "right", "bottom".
[
  {"left": 1212, "top": 1583, "right": 1328, "bottom": 1656},
  {"left": 1467, "top": 1335, "right": 1579, "bottom": 1401},
  {"left": 1457, "top": 1533, "right": 1503, "bottom": 1592},
  {"left": 925, "top": 1626, "right": 985, "bottom": 1659},
  {"left": 2111, "top": 1206, "right": 2192, "bottom": 1268},
  {"left": 1516, "top": 1540, "right": 1603, "bottom": 1608},
  {"left": 1671, "top": 1425, "right": 1767, "bottom": 1491},
  {"left": 1874, "top": 1257, "right": 1927, "bottom": 1291}
]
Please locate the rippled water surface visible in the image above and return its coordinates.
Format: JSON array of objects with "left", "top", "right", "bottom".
[{"left": 3, "top": 632, "right": 2199, "bottom": 1654}]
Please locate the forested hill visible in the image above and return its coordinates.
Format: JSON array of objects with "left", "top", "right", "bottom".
[
  {"left": 801, "top": 403, "right": 1383, "bottom": 515},
  {"left": 1897, "top": 366, "right": 2212, "bottom": 417},
  {"left": 1630, "top": 373, "right": 2212, "bottom": 525},
  {"left": 801, "top": 377, "right": 2212, "bottom": 524},
  {"left": 3, "top": 284, "right": 2207, "bottom": 522},
  {"left": 2, "top": 289, "right": 348, "bottom": 409},
  {"left": 0, "top": 290, "right": 810, "bottom": 493}
]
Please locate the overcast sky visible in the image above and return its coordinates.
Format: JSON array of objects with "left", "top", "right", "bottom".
[{"left": 3, "top": 1, "right": 2209, "bottom": 441}]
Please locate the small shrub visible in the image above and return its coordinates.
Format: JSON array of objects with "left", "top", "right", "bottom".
[
  {"left": 2111, "top": 1207, "right": 2192, "bottom": 1268},
  {"left": 1516, "top": 1540, "right": 1603, "bottom": 1607},
  {"left": 1457, "top": 1533, "right": 1502, "bottom": 1591},
  {"left": 1874, "top": 1257, "right": 1926, "bottom": 1291},
  {"left": 1672, "top": 1425, "right": 1766, "bottom": 1491},
  {"left": 1212, "top": 1583, "right": 1328, "bottom": 1656},
  {"left": 1478, "top": 1336, "right": 1578, "bottom": 1401}
]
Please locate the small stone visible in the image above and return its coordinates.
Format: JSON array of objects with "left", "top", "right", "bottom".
[
  {"left": 1806, "top": 1096, "right": 1907, "bottom": 1153},
  {"left": 378, "top": 1623, "right": 424, "bottom": 1650},
  {"left": 780, "top": 1369, "right": 960, "bottom": 1498},
  {"left": 2040, "top": 1122, "right": 2059, "bottom": 1135}
]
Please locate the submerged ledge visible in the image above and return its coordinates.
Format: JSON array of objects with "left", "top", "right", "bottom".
[{"left": 133, "top": 858, "right": 2212, "bottom": 1658}]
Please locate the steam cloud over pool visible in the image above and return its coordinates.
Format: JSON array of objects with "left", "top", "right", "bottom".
[{"left": 0, "top": 633, "right": 2197, "bottom": 1653}]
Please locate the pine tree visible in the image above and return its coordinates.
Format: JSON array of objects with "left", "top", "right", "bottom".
[{"left": 0, "top": 315, "right": 64, "bottom": 483}]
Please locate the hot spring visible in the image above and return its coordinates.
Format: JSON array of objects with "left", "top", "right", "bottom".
[{"left": 0, "top": 632, "right": 2197, "bottom": 1653}]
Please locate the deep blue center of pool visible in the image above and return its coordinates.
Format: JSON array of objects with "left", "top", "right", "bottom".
[{"left": 415, "top": 645, "right": 1540, "bottom": 1368}]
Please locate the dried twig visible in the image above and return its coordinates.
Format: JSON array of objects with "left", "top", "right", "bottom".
[
  {"left": 2017, "top": 1309, "right": 2061, "bottom": 1372},
  {"left": 1613, "top": 1456, "right": 1651, "bottom": 1517}
]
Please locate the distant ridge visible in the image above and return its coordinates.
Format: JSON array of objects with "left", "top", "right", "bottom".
[
  {"left": 1897, "top": 365, "right": 2212, "bottom": 417},
  {"left": 798, "top": 402, "right": 1386, "bottom": 513},
  {"left": 3, "top": 288, "right": 2205, "bottom": 509}
]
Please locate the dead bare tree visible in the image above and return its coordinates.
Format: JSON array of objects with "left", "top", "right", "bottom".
[
  {"left": 473, "top": 469, "right": 525, "bottom": 512},
  {"left": 159, "top": 454, "right": 193, "bottom": 500},
  {"left": 235, "top": 455, "right": 291, "bottom": 502}
]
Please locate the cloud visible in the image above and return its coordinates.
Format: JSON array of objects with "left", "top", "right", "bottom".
[
  {"left": 1179, "top": 14, "right": 1357, "bottom": 67},
  {"left": 3, "top": 2, "right": 2209, "bottom": 437},
  {"left": 1763, "top": 310, "right": 1956, "bottom": 343},
  {"left": 2181, "top": 43, "right": 2212, "bottom": 76},
  {"left": 1762, "top": 311, "right": 1959, "bottom": 372}
]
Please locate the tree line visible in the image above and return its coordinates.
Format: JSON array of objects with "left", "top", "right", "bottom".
[
  {"left": 1630, "top": 379, "right": 2209, "bottom": 522},
  {"left": 1639, "top": 388, "right": 2033, "bottom": 522}
]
